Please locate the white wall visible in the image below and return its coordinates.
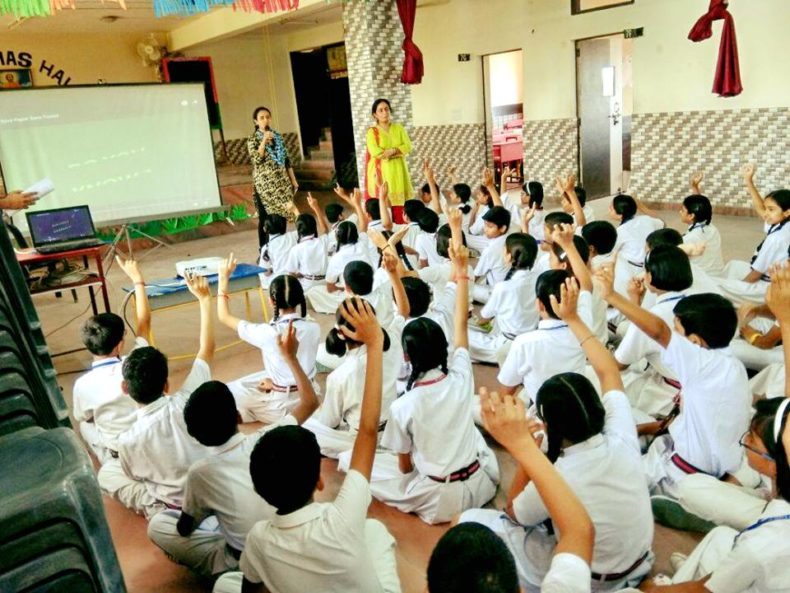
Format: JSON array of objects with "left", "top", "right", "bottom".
[
  {"left": 185, "top": 20, "right": 344, "bottom": 140},
  {"left": 489, "top": 50, "right": 523, "bottom": 107},
  {"left": 411, "top": 0, "right": 790, "bottom": 126}
]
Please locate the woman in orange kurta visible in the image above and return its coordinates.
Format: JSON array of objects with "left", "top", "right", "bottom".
[{"left": 365, "top": 98, "right": 414, "bottom": 224}]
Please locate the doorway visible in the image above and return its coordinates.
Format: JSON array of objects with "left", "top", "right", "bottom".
[
  {"left": 482, "top": 49, "right": 524, "bottom": 191},
  {"left": 575, "top": 34, "right": 633, "bottom": 199},
  {"left": 290, "top": 42, "right": 357, "bottom": 187}
]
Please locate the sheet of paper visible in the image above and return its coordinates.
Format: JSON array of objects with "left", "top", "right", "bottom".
[{"left": 24, "top": 177, "right": 55, "bottom": 199}]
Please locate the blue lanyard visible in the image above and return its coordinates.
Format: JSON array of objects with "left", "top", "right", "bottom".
[
  {"left": 686, "top": 222, "right": 707, "bottom": 234},
  {"left": 733, "top": 513, "right": 790, "bottom": 547},
  {"left": 92, "top": 357, "right": 121, "bottom": 369},
  {"left": 539, "top": 324, "right": 568, "bottom": 332},
  {"left": 658, "top": 295, "right": 684, "bottom": 305}
]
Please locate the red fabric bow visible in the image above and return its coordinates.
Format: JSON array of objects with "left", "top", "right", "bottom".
[
  {"left": 396, "top": 0, "right": 424, "bottom": 84},
  {"left": 688, "top": 0, "right": 743, "bottom": 97}
]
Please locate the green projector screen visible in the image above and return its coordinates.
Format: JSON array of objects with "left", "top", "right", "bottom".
[{"left": 0, "top": 83, "right": 222, "bottom": 234}]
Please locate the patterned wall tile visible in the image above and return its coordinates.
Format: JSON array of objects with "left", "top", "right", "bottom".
[
  {"left": 409, "top": 123, "right": 487, "bottom": 190},
  {"left": 630, "top": 107, "right": 789, "bottom": 208},
  {"left": 213, "top": 132, "right": 302, "bottom": 167},
  {"left": 343, "top": 0, "right": 414, "bottom": 191},
  {"left": 522, "top": 118, "right": 579, "bottom": 186}
]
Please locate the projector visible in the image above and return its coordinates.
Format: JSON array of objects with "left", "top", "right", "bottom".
[{"left": 176, "top": 257, "right": 224, "bottom": 278}]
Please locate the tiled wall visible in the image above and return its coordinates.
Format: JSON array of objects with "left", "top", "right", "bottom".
[
  {"left": 214, "top": 132, "right": 301, "bottom": 167},
  {"left": 342, "top": 0, "right": 414, "bottom": 193},
  {"left": 409, "top": 123, "right": 487, "bottom": 190},
  {"left": 630, "top": 107, "right": 789, "bottom": 208},
  {"left": 522, "top": 118, "right": 579, "bottom": 186}
]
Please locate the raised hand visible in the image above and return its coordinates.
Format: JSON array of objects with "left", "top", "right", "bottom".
[
  {"left": 116, "top": 256, "right": 143, "bottom": 284},
  {"left": 479, "top": 387, "right": 536, "bottom": 453},
  {"left": 276, "top": 319, "right": 299, "bottom": 360},
  {"left": 333, "top": 183, "right": 352, "bottom": 204},
  {"left": 766, "top": 262, "right": 790, "bottom": 324},
  {"left": 593, "top": 262, "right": 616, "bottom": 300},
  {"left": 550, "top": 222, "right": 576, "bottom": 248},
  {"left": 218, "top": 252, "right": 237, "bottom": 283},
  {"left": 690, "top": 171, "right": 704, "bottom": 192},
  {"left": 367, "top": 229, "right": 389, "bottom": 251},
  {"left": 549, "top": 277, "right": 580, "bottom": 321},
  {"left": 741, "top": 163, "right": 756, "bottom": 185},
  {"left": 339, "top": 298, "right": 383, "bottom": 346},
  {"left": 449, "top": 242, "right": 469, "bottom": 272},
  {"left": 381, "top": 250, "right": 398, "bottom": 274},
  {"left": 185, "top": 271, "right": 211, "bottom": 301},
  {"left": 306, "top": 192, "right": 319, "bottom": 212},
  {"left": 1, "top": 190, "right": 37, "bottom": 210},
  {"left": 388, "top": 225, "right": 410, "bottom": 249},
  {"left": 482, "top": 167, "right": 494, "bottom": 187},
  {"left": 627, "top": 276, "right": 646, "bottom": 303},
  {"left": 522, "top": 204, "right": 537, "bottom": 229}
]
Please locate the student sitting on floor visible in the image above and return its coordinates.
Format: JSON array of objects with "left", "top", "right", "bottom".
[
  {"left": 581, "top": 219, "right": 633, "bottom": 302},
  {"left": 472, "top": 205, "right": 512, "bottom": 303},
  {"left": 609, "top": 193, "right": 665, "bottom": 273},
  {"left": 613, "top": 245, "right": 694, "bottom": 420},
  {"left": 497, "top": 164, "right": 545, "bottom": 239},
  {"left": 461, "top": 278, "right": 653, "bottom": 592},
  {"left": 431, "top": 388, "right": 595, "bottom": 593},
  {"left": 717, "top": 165, "right": 790, "bottom": 305},
  {"left": 416, "top": 219, "right": 474, "bottom": 306},
  {"left": 596, "top": 265, "right": 752, "bottom": 504},
  {"left": 147, "top": 322, "right": 319, "bottom": 579},
  {"left": 73, "top": 256, "right": 152, "bottom": 464},
  {"left": 361, "top": 243, "right": 499, "bottom": 524},
  {"left": 649, "top": 397, "right": 790, "bottom": 593},
  {"left": 497, "top": 269, "right": 593, "bottom": 405},
  {"left": 212, "top": 299, "right": 402, "bottom": 593},
  {"left": 414, "top": 208, "right": 443, "bottom": 268},
  {"left": 468, "top": 232, "right": 539, "bottom": 365},
  {"left": 466, "top": 182, "right": 495, "bottom": 253},
  {"left": 681, "top": 172, "right": 724, "bottom": 277},
  {"left": 219, "top": 256, "right": 320, "bottom": 425},
  {"left": 283, "top": 195, "right": 330, "bottom": 291},
  {"left": 306, "top": 220, "right": 372, "bottom": 314},
  {"left": 257, "top": 214, "right": 296, "bottom": 290},
  {"left": 530, "top": 211, "right": 575, "bottom": 277},
  {"left": 303, "top": 300, "right": 402, "bottom": 458},
  {"left": 97, "top": 273, "right": 214, "bottom": 518}
]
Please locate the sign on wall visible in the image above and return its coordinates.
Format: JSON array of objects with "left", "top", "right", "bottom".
[{"left": 0, "top": 51, "right": 73, "bottom": 86}]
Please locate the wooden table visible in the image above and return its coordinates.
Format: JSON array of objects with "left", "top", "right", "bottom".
[{"left": 16, "top": 245, "right": 111, "bottom": 315}]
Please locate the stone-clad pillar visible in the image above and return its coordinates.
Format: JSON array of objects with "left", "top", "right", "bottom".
[{"left": 342, "top": 0, "right": 415, "bottom": 190}]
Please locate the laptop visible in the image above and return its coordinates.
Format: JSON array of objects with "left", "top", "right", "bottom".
[{"left": 26, "top": 206, "right": 103, "bottom": 254}]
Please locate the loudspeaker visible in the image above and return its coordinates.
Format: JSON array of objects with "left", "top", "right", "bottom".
[{"left": 162, "top": 57, "right": 222, "bottom": 129}]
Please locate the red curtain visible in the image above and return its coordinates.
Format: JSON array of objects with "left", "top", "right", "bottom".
[
  {"left": 396, "top": 0, "right": 424, "bottom": 84},
  {"left": 688, "top": 0, "right": 743, "bottom": 97}
]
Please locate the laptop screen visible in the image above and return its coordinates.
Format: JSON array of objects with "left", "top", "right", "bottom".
[{"left": 26, "top": 206, "right": 97, "bottom": 247}]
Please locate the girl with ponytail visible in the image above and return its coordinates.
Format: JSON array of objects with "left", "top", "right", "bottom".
[
  {"left": 609, "top": 193, "right": 664, "bottom": 271},
  {"left": 302, "top": 298, "right": 402, "bottom": 459},
  {"left": 367, "top": 239, "right": 500, "bottom": 525},
  {"left": 468, "top": 232, "right": 540, "bottom": 365},
  {"left": 217, "top": 255, "right": 320, "bottom": 424}
]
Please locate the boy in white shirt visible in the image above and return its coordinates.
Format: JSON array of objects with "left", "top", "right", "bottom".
[
  {"left": 97, "top": 273, "right": 215, "bottom": 518},
  {"left": 148, "top": 323, "right": 319, "bottom": 579},
  {"left": 212, "top": 300, "right": 401, "bottom": 593},
  {"left": 498, "top": 269, "right": 594, "bottom": 404},
  {"left": 597, "top": 265, "right": 751, "bottom": 500},
  {"left": 472, "top": 205, "right": 511, "bottom": 303},
  {"left": 72, "top": 256, "right": 152, "bottom": 463},
  {"left": 414, "top": 208, "right": 443, "bottom": 267}
]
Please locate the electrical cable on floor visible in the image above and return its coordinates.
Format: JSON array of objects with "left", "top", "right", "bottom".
[{"left": 44, "top": 300, "right": 93, "bottom": 338}]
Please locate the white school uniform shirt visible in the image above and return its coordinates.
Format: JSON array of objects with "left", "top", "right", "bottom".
[
  {"left": 325, "top": 240, "right": 372, "bottom": 287},
  {"left": 237, "top": 314, "right": 320, "bottom": 387},
  {"left": 481, "top": 268, "right": 540, "bottom": 338},
  {"left": 705, "top": 498, "right": 790, "bottom": 593},
  {"left": 72, "top": 336, "right": 148, "bottom": 452},
  {"left": 284, "top": 234, "right": 329, "bottom": 278},
  {"left": 382, "top": 348, "right": 480, "bottom": 477},
  {"left": 469, "top": 204, "right": 491, "bottom": 236},
  {"left": 240, "top": 469, "right": 384, "bottom": 593},
  {"left": 182, "top": 415, "right": 297, "bottom": 551},
  {"left": 662, "top": 332, "right": 751, "bottom": 476},
  {"left": 414, "top": 231, "right": 443, "bottom": 267},
  {"left": 388, "top": 281, "right": 457, "bottom": 349},
  {"left": 514, "top": 390, "right": 653, "bottom": 578},
  {"left": 474, "top": 233, "right": 509, "bottom": 285},
  {"left": 117, "top": 358, "right": 212, "bottom": 507},
  {"left": 751, "top": 221, "right": 790, "bottom": 280},
  {"left": 498, "top": 291, "right": 594, "bottom": 401},
  {"left": 326, "top": 215, "right": 359, "bottom": 255},
  {"left": 259, "top": 232, "right": 297, "bottom": 276},
  {"left": 316, "top": 341, "right": 403, "bottom": 431},
  {"left": 684, "top": 222, "right": 724, "bottom": 276},
  {"left": 418, "top": 260, "right": 475, "bottom": 305},
  {"left": 541, "top": 553, "right": 592, "bottom": 593},
  {"left": 615, "top": 291, "right": 686, "bottom": 382},
  {"left": 615, "top": 215, "right": 664, "bottom": 266}
]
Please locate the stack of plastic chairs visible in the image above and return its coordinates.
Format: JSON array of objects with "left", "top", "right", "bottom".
[{"left": 0, "top": 224, "right": 126, "bottom": 592}]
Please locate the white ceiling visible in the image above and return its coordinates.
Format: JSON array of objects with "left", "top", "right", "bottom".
[{"left": 0, "top": 0, "right": 344, "bottom": 36}]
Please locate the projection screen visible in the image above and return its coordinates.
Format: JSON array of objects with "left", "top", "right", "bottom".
[{"left": 0, "top": 83, "right": 222, "bottom": 234}]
